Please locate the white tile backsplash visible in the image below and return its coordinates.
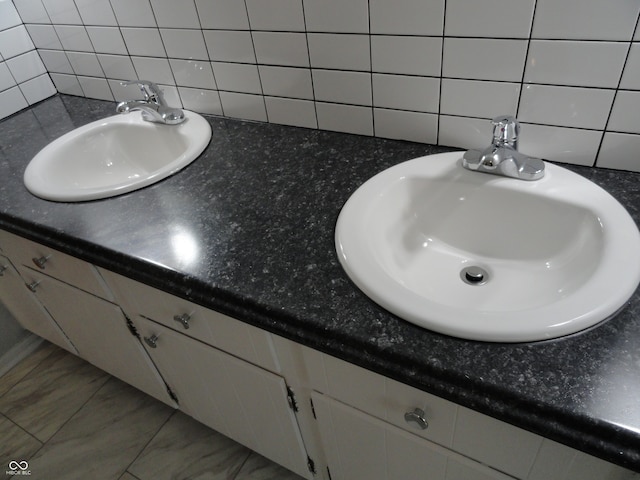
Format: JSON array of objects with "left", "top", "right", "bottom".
[
  {"left": 519, "top": 84, "right": 615, "bottom": 130},
  {"left": 443, "top": 38, "right": 528, "bottom": 82},
  {"left": 371, "top": 36, "right": 441, "bottom": 76},
  {"left": 19, "top": 73, "right": 56, "bottom": 104},
  {"left": 258, "top": 65, "right": 313, "bottom": 100},
  {"left": 6, "top": 50, "right": 46, "bottom": 83},
  {"left": 74, "top": 0, "right": 118, "bottom": 26},
  {"left": 0, "top": 1, "right": 22, "bottom": 31},
  {"left": 265, "top": 96, "right": 317, "bottom": 129},
  {"left": 303, "top": 0, "right": 369, "bottom": 33},
  {"left": 150, "top": 0, "right": 200, "bottom": 29},
  {"left": 440, "top": 79, "right": 520, "bottom": 118},
  {"left": 620, "top": 43, "right": 640, "bottom": 90},
  {"left": 312, "top": 69, "right": 371, "bottom": 106},
  {"left": 374, "top": 108, "right": 438, "bottom": 143},
  {"left": 66, "top": 51, "right": 103, "bottom": 77},
  {"left": 246, "top": 0, "right": 305, "bottom": 32},
  {"left": 532, "top": 0, "right": 639, "bottom": 41},
  {"left": 0, "top": 86, "right": 28, "bottom": 116},
  {"left": 54, "top": 25, "right": 93, "bottom": 52},
  {"left": 0, "top": 62, "right": 16, "bottom": 91},
  {"left": 607, "top": 91, "right": 640, "bottom": 134},
  {"left": 308, "top": 34, "right": 370, "bottom": 71},
  {"left": 203, "top": 30, "right": 255, "bottom": 63},
  {"left": 169, "top": 59, "right": 215, "bottom": 90},
  {"left": 252, "top": 32, "right": 309, "bottom": 67},
  {"left": 369, "top": 0, "right": 443, "bottom": 35},
  {"left": 41, "top": 0, "right": 81, "bottom": 25},
  {"left": 316, "top": 102, "right": 373, "bottom": 136},
  {"left": 121, "top": 27, "right": 165, "bottom": 57},
  {"left": 0, "top": 26, "right": 35, "bottom": 59},
  {"left": 212, "top": 62, "right": 261, "bottom": 94},
  {"left": 110, "top": 0, "right": 156, "bottom": 28},
  {"left": 2, "top": 0, "right": 640, "bottom": 171},
  {"left": 445, "top": 0, "right": 535, "bottom": 38},
  {"left": 25, "top": 25, "right": 62, "bottom": 50},
  {"left": 160, "top": 29, "right": 208, "bottom": 61},
  {"left": 372, "top": 74, "right": 439, "bottom": 113},
  {"left": 13, "top": 0, "right": 50, "bottom": 24},
  {"left": 524, "top": 41, "right": 628, "bottom": 88},
  {"left": 194, "top": 0, "right": 249, "bottom": 30},
  {"left": 86, "top": 26, "right": 127, "bottom": 55},
  {"left": 597, "top": 133, "right": 640, "bottom": 171}
]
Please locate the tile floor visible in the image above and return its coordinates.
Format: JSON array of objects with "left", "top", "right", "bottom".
[{"left": 0, "top": 340, "right": 305, "bottom": 480}]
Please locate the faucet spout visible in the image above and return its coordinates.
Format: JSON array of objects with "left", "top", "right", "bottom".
[
  {"left": 115, "top": 80, "right": 185, "bottom": 125},
  {"left": 462, "top": 116, "right": 545, "bottom": 181}
]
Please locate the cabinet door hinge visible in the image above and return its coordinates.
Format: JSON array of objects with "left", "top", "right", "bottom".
[
  {"left": 286, "top": 386, "right": 298, "bottom": 412},
  {"left": 125, "top": 317, "right": 140, "bottom": 339},
  {"left": 310, "top": 398, "right": 317, "bottom": 419},
  {"left": 166, "top": 385, "right": 179, "bottom": 405},
  {"left": 307, "top": 456, "right": 316, "bottom": 475}
]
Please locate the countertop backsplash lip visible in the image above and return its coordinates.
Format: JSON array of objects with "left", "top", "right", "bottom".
[{"left": 2, "top": 94, "right": 640, "bottom": 473}]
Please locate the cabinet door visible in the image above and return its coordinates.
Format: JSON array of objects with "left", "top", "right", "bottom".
[
  {"left": 311, "top": 392, "right": 514, "bottom": 480},
  {"left": 134, "top": 316, "right": 312, "bottom": 479},
  {"left": 0, "top": 255, "right": 76, "bottom": 354},
  {"left": 21, "top": 267, "right": 174, "bottom": 407}
]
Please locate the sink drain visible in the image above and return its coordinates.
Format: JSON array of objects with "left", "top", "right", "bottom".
[{"left": 460, "top": 266, "right": 489, "bottom": 286}]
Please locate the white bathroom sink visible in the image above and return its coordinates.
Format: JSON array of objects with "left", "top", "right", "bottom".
[
  {"left": 336, "top": 152, "right": 640, "bottom": 342},
  {"left": 24, "top": 110, "right": 211, "bottom": 202}
]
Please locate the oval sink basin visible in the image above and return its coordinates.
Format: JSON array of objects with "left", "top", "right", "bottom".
[
  {"left": 24, "top": 110, "right": 211, "bottom": 202},
  {"left": 336, "top": 152, "right": 640, "bottom": 342}
]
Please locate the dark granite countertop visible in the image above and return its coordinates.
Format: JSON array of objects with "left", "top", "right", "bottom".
[{"left": 2, "top": 95, "right": 640, "bottom": 472}]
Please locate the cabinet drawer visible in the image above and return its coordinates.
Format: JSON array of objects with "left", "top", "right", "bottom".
[
  {"left": 0, "top": 255, "right": 77, "bottom": 354},
  {"left": 0, "top": 230, "right": 113, "bottom": 300},
  {"left": 300, "top": 346, "right": 458, "bottom": 448},
  {"left": 99, "top": 268, "right": 279, "bottom": 372}
]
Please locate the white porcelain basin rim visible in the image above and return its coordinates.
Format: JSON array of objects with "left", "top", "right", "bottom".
[
  {"left": 336, "top": 152, "right": 640, "bottom": 342},
  {"left": 24, "top": 110, "right": 211, "bottom": 202}
]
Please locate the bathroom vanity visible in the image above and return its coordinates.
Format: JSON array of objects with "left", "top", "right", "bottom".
[{"left": 1, "top": 95, "right": 639, "bottom": 479}]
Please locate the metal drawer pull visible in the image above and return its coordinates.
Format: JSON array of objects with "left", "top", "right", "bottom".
[
  {"left": 173, "top": 313, "right": 191, "bottom": 330},
  {"left": 26, "top": 280, "right": 41, "bottom": 293},
  {"left": 404, "top": 408, "right": 429, "bottom": 430},
  {"left": 144, "top": 334, "right": 159, "bottom": 348},
  {"left": 32, "top": 255, "right": 51, "bottom": 269}
]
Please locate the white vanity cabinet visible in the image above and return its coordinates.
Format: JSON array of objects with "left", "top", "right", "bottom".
[
  {"left": 0, "top": 254, "right": 76, "bottom": 354},
  {"left": 0, "top": 228, "right": 638, "bottom": 480},
  {"left": 0, "top": 230, "right": 174, "bottom": 406},
  {"left": 273, "top": 338, "right": 640, "bottom": 480},
  {"left": 97, "top": 269, "right": 313, "bottom": 479}
]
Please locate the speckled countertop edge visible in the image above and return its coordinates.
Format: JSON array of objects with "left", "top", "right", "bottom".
[{"left": 1, "top": 95, "right": 640, "bottom": 472}]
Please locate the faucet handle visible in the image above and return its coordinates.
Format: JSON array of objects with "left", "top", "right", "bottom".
[
  {"left": 120, "top": 80, "right": 164, "bottom": 105},
  {"left": 491, "top": 115, "right": 520, "bottom": 148}
]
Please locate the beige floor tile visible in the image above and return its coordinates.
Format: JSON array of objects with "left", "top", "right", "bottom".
[
  {"left": 129, "top": 410, "right": 251, "bottom": 480},
  {"left": 0, "top": 346, "right": 109, "bottom": 442},
  {"left": 28, "top": 376, "right": 173, "bottom": 480},
  {"left": 235, "top": 453, "right": 305, "bottom": 480},
  {"left": 0, "top": 414, "right": 42, "bottom": 463},
  {"left": 0, "top": 341, "right": 57, "bottom": 398}
]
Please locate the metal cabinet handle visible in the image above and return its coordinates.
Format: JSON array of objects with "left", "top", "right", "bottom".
[
  {"left": 404, "top": 408, "right": 429, "bottom": 430},
  {"left": 26, "top": 280, "right": 41, "bottom": 293},
  {"left": 32, "top": 255, "right": 51, "bottom": 269},
  {"left": 144, "top": 334, "right": 159, "bottom": 348},
  {"left": 173, "top": 313, "right": 191, "bottom": 330}
]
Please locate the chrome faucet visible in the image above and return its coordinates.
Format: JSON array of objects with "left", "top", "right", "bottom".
[
  {"left": 116, "top": 80, "right": 185, "bottom": 125},
  {"left": 462, "top": 116, "right": 545, "bottom": 181}
]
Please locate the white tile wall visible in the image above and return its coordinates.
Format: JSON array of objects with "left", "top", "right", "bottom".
[
  {"left": 0, "top": 2, "right": 56, "bottom": 120},
  {"left": 1, "top": 0, "right": 639, "bottom": 172}
]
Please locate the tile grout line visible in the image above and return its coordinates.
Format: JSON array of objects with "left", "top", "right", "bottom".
[{"left": 121, "top": 407, "right": 178, "bottom": 479}]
